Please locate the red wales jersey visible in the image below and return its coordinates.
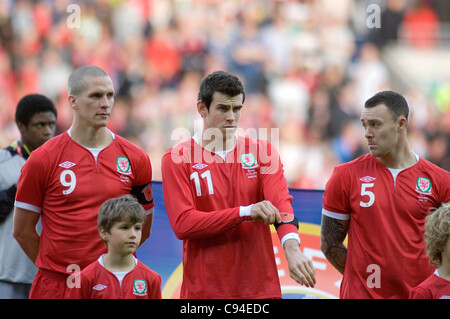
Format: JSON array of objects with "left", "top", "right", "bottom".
[
  {"left": 409, "top": 270, "right": 450, "bottom": 299},
  {"left": 161, "top": 135, "right": 298, "bottom": 299},
  {"left": 322, "top": 153, "right": 450, "bottom": 299},
  {"left": 73, "top": 256, "right": 161, "bottom": 299},
  {"left": 15, "top": 131, "right": 154, "bottom": 274}
]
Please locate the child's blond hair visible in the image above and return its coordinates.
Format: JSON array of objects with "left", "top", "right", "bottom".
[{"left": 425, "top": 203, "right": 450, "bottom": 267}]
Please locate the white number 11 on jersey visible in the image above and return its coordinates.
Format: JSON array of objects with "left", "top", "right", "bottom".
[{"left": 190, "top": 170, "right": 214, "bottom": 196}]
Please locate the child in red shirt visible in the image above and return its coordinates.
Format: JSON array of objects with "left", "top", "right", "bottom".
[
  {"left": 72, "top": 195, "right": 161, "bottom": 299},
  {"left": 410, "top": 203, "right": 450, "bottom": 299}
]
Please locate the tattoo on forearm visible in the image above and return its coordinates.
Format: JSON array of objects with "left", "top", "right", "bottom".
[{"left": 320, "top": 215, "right": 348, "bottom": 275}]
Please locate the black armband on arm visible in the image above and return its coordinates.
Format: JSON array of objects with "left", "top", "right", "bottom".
[
  {"left": 0, "top": 185, "right": 17, "bottom": 223},
  {"left": 130, "top": 183, "right": 154, "bottom": 205},
  {"left": 274, "top": 213, "right": 299, "bottom": 230}
]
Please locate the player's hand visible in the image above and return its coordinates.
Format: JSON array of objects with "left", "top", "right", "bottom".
[
  {"left": 250, "top": 201, "right": 282, "bottom": 225},
  {"left": 284, "top": 239, "right": 316, "bottom": 287}
]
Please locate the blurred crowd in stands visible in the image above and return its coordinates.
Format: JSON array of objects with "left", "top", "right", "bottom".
[{"left": 0, "top": 0, "right": 449, "bottom": 189}]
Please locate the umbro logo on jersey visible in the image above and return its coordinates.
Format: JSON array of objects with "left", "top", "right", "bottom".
[
  {"left": 359, "top": 176, "right": 376, "bottom": 183},
  {"left": 59, "top": 161, "right": 76, "bottom": 169},
  {"left": 192, "top": 163, "right": 208, "bottom": 170},
  {"left": 92, "top": 284, "right": 107, "bottom": 291}
]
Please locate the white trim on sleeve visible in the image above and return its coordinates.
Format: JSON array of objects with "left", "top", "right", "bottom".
[
  {"left": 145, "top": 207, "right": 154, "bottom": 216},
  {"left": 239, "top": 204, "right": 253, "bottom": 217},
  {"left": 321, "top": 208, "right": 350, "bottom": 220},
  {"left": 281, "top": 232, "right": 301, "bottom": 247},
  {"left": 14, "top": 201, "right": 41, "bottom": 213}
]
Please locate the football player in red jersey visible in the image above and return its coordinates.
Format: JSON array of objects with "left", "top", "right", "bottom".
[
  {"left": 13, "top": 65, "right": 155, "bottom": 299},
  {"left": 320, "top": 91, "right": 450, "bottom": 298},
  {"left": 162, "top": 71, "right": 315, "bottom": 298}
]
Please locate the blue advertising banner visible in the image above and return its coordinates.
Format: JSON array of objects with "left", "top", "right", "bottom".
[{"left": 137, "top": 182, "right": 342, "bottom": 299}]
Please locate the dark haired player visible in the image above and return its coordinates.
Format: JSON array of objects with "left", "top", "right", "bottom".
[
  {"left": 0, "top": 94, "right": 57, "bottom": 298},
  {"left": 162, "top": 71, "right": 316, "bottom": 298},
  {"left": 321, "top": 91, "right": 450, "bottom": 298}
]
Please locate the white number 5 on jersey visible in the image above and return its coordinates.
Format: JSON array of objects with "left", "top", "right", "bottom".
[
  {"left": 60, "top": 170, "right": 76, "bottom": 195},
  {"left": 360, "top": 183, "right": 375, "bottom": 207}
]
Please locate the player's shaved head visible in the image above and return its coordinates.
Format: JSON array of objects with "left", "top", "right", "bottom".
[{"left": 67, "top": 65, "right": 110, "bottom": 96}]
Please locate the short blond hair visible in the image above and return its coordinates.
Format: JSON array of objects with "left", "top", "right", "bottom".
[
  {"left": 67, "top": 65, "right": 109, "bottom": 96},
  {"left": 425, "top": 203, "right": 450, "bottom": 267}
]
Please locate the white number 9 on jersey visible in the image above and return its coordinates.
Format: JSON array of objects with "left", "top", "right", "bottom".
[{"left": 60, "top": 170, "right": 76, "bottom": 195}]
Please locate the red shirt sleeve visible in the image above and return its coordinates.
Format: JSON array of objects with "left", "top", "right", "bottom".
[
  {"left": 409, "top": 285, "right": 431, "bottom": 299},
  {"left": 322, "top": 165, "right": 351, "bottom": 217},
  {"left": 130, "top": 149, "right": 154, "bottom": 210},
  {"left": 259, "top": 140, "right": 298, "bottom": 242},
  {"left": 147, "top": 272, "right": 162, "bottom": 299},
  {"left": 15, "top": 147, "right": 49, "bottom": 211},
  {"left": 161, "top": 149, "right": 247, "bottom": 240}
]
